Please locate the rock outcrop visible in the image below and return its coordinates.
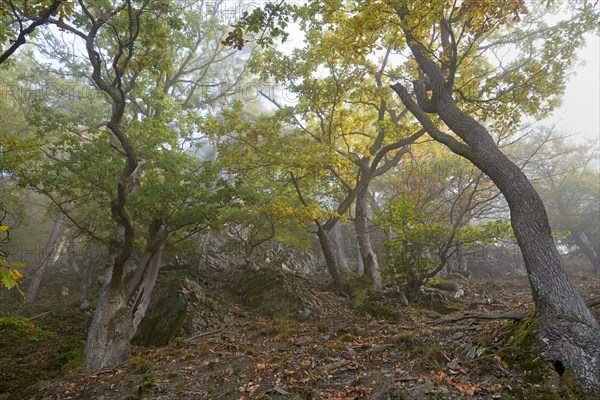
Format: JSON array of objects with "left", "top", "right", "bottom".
[
  {"left": 133, "top": 272, "right": 227, "bottom": 346},
  {"left": 230, "top": 267, "right": 324, "bottom": 321}
]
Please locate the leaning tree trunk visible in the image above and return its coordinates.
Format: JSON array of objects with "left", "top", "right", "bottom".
[
  {"left": 393, "top": 75, "right": 600, "bottom": 394},
  {"left": 452, "top": 125, "right": 600, "bottom": 395},
  {"left": 316, "top": 225, "right": 344, "bottom": 289},
  {"left": 355, "top": 187, "right": 382, "bottom": 288},
  {"left": 331, "top": 220, "right": 349, "bottom": 270},
  {"left": 390, "top": 17, "right": 600, "bottom": 390},
  {"left": 25, "top": 213, "right": 66, "bottom": 303}
]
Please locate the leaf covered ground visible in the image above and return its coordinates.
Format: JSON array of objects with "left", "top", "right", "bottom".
[{"left": 1, "top": 272, "right": 599, "bottom": 400}]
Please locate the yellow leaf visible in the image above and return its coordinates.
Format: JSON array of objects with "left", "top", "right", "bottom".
[{"left": 9, "top": 269, "right": 23, "bottom": 284}]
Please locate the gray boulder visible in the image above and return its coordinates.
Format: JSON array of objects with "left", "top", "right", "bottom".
[
  {"left": 133, "top": 273, "right": 225, "bottom": 346},
  {"left": 230, "top": 267, "right": 323, "bottom": 321}
]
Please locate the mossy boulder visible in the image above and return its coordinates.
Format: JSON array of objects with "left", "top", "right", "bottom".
[
  {"left": 133, "top": 273, "right": 225, "bottom": 347},
  {"left": 416, "top": 290, "right": 459, "bottom": 314},
  {"left": 230, "top": 267, "right": 323, "bottom": 321},
  {"left": 358, "top": 301, "right": 401, "bottom": 322}
]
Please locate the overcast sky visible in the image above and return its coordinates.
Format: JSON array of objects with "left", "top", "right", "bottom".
[{"left": 543, "top": 34, "right": 600, "bottom": 144}]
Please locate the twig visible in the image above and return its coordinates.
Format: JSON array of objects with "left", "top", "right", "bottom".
[
  {"left": 30, "top": 310, "right": 53, "bottom": 320},
  {"left": 87, "top": 360, "right": 129, "bottom": 376},
  {"left": 396, "top": 375, "right": 431, "bottom": 381},
  {"left": 183, "top": 328, "right": 223, "bottom": 342},
  {"left": 369, "top": 344, "right": 395, "bottom": 354}
]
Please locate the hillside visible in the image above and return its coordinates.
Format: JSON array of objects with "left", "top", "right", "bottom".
[{"left": 1, "top": 268, "right": 598, "bottom": 400}]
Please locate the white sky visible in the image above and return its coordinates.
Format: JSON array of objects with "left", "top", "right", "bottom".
[{"left": 542, "top": 34, "right": 600, "bottom": 144}]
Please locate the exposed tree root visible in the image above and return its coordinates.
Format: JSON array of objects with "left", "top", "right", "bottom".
[
  {"left": 427, "top": 311, "right": 527, "bottom": 325},
  {"left": 428, "top": 296, "right": 600, "bottom": 325},
  {"left": 585, "top": 296, "right": 600, "bottom": 308}
]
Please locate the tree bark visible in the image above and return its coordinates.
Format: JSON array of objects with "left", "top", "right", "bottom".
[
  {"left": 355, "top": 240, "right": 364, "bottom": 275},
  {"left": 67, "top": 233, "right": 96, "bottom": 310},
  {"left": 290, "top": 172, "right": 345, "bottom": 289},
  {"left": 84, "top": 285, "right": 132, "bottom": 371},
  {"left": 355, "top": 186, "right": 382, "bottom": 288},
  {"left": 84, "top": 220, "right": 168, "bottom": 371},
  {"left": 331, "top": 220, "right": 349, "bottom": 270},
  {"left": 25, "top": 213, "right": 66, "bottom": 303},
  {"left": 392, "top": 73, "right": 600, "bottom": 396},
  {"left": 129, "top": 244, "right": 166, "bottom": 328},
  {"left": 316, "top": 225, "right": 344, "bottom": 290},
  {"left": 390, "top": 14, "right": 600, "bottom": 391}
]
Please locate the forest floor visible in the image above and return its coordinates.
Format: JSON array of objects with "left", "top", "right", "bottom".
[{"left": 1, "top": 270, "right": 599, "bottom": 400}]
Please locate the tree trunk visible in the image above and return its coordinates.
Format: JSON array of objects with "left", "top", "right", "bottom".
[
  {"left": 552, "top": 186, "right": 600, "bottom": 272},
  {"left": 128, "top": 243, "right": 166, "bottom": 329},
  {"left": 84, "top": 221, "right": 168, "bottom": 371},
  {"left": 84, "top": 284, "right": 132, "bottom": 371},
  {"left": 392, "top": 74, "right": 600, "bottom": 394},
  {"left": 316, "top": 225, "right": 344, "bottom": 289},
  {"left": 67, "top": 233, "right": 96, "bottom": 310},
  {"left": 448, "top": 244, "right": 468, "bottom": 276},
  {"left": 576, "top": 231, "right": 599, "bottom": 271},
  {"left": 85, "top": 245, "right": 166, "bottom": 371},
  {"left": 355, "top": 187, "right": 382, "bottom": 288},
  {"left": 331, "top": 220, "right": 349, "bottom": 270},
  {"left": 570, "top": 229, "right": 600, "bottom": 272},
  {"left": 355, "top": 240, "right": 364, "bottom": 275},
  {"left": 25, "top": 213, "right": 66, "bottom": 303}
]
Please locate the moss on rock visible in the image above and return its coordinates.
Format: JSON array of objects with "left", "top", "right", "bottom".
[
  {"left": 358, "top": 301, "right": 401, "bottom": 322},
  {"left": 416, "top": 290, "right": 459, "bottom": 314},
  {"left": 230, "top": 267, "right": 323, "bottom": 321},
  {"left": 499, "top": 315, "right": 593, "bottom": 400}
]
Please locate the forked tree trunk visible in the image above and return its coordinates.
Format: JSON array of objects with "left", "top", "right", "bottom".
[
  {"left": 355, "top": 187, "right": 382, "bottom": 288},
  {"left": 393, "top": 73, "right": 600, "bottom": 394},
  {"left": 25, "top": 214, "right": 66, "bottom": 303},
  {"left": 84, "top": 222, "right": 168, "bottom": 371},
  {"left": 555, "top": 195, "right": 600, "bottom": 271},
  {"left": 84, "top": 285, "right": 132, "bottom": 370},
  {"left": 575, "top": 231, "right": 599, "bottom": 272}
]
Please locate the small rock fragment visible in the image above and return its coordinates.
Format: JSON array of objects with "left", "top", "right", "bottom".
[
  {"left": 447, "top": 359, "right": 461, "bottom": 371},
  {"left": 294, "top": 335, "right": 314, "bottom": 346}
]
